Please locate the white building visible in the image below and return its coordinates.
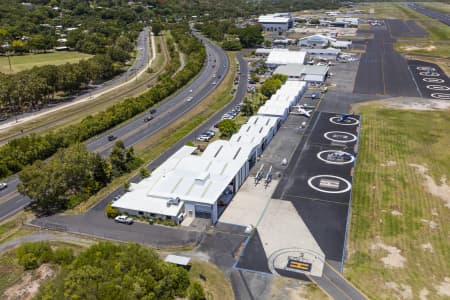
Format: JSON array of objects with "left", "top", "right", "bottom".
[
  {"left": 113, "top": 81, "right": 306, "bottom": 225},
  {"left": 274, "top": 64, "right": 329, "bottom": 83},
  {"left": 298, "top": 34, "right": 336, "bottom": 48},
  {"left": 258, "top": 13, "right": 293, "bottom": 31},
  {"left": 266, "top": 49, "right": 307, "bottom": 68},
  {"left": 305, "top": 48, "right": 341, "bottom": 61}
]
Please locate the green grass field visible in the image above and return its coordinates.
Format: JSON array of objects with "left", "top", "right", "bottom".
[
  {"left": 0, "top": 51, "right": 92, "bottom": 74},
  {"left": 345, "top": 103, "right": 450, "bottom": 298},
  {"left": 418, "top": 2, "right": 450, "bottom": 14}
]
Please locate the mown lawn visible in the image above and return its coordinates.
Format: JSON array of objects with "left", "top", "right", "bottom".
[
  {"left": 345, "top": 103, "right": 450, "bottom": 298},
  {"left": 0, "top": 51, "right": 92, "bottom": 74}
]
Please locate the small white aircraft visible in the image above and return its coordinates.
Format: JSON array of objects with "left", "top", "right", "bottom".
[{"left": 291, "top": 105, "right": 313, "bottom": 117}]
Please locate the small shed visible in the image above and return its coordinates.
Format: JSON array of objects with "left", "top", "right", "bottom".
[{"left": 165, "top": 255, "right": 191, "bottom": 268}]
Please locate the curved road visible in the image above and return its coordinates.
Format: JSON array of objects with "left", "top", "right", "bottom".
[{"left": 0, "top": 31, "right": 230, "bottom": 222}]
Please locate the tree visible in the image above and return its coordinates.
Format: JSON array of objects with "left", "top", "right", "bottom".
[
  {"left": 109, "top": 141, "right": 141, "bottom": 176},
  {"left": 151, "top": 22, "right": 163, "bottom": 36},
  {"left": 11, "top": 40, "right": 27, "bottom": 54},
  {"left": 139, "top": 167, "right": 150, "bottom": 178},
  {"left": 218, "top": 119, "right": 238, "bottom": 138},
  {"left": 221, "top": 40, "right": 242, "bottom": 51},
  {"left": 235, "top": 25, "right": 264, "bottom": 48},
  {"left": 241, "top": 99, "right": 254, "bottom": 116},
  {"left": 261, "top": 77, "right": 283, "bottom": 98},
  {"left": 187, "top": 281, "right": 206, "bottom": 300}
]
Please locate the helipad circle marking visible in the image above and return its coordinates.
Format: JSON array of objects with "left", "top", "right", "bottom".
[
  {"left": 329, "top": 116, "right": 360, "bottom": 126},
  {"left": 416, "top": 67, "right": 435, "bottom": 71},
  {"left": 423, "top": 78, "right": 444, "bottom": 83},
  {"left": 324, "top": 131, "right": 357, "bottom": 143},
  {"left": 307, "top": 175, "right": 352, "bottom": 194},
  {"left": 419, "top": 72, "right": 440, "bottom": 77},
  {"left": 431, "top": 93, "right": 450, "bottom": 100},
  {"left": 426, "top": 85, "right": 450, "bottom": 91},
  {"left": 317, "top": 150, "right": 355, "bottom": 165}
]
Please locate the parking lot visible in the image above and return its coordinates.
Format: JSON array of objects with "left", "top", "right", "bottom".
[{"left": 408, "top": 60, "right": 450, "bottom": 100}]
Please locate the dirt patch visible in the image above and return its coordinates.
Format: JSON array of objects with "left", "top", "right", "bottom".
[
  {"left": 420, "top": 243, "right": 434, "bottom": 252},
  {"left": 391, "top": 210, "right": 402, "bottom": 216},
  {"left": 385, "top": 282, "right": 413, "bottom": 299},
  {"left": 384, "top": 98, "right": 450, "bottom": 111},
  {"left": 4, "top": 264, "right": 56, "bottom": 300},
  {"left": 381, "top": 160, "right": 397, "bottom": 167},
  {"left": 410, "top": 164, "right": 450, "bottom": 209},
  {"left": 371, "top": 238, "right": 406, "bottom": 268},
  {"left": 419, "top": 288, "right": 429, "bottom": 300},
  {"left": 435, "top": 277, "right": 450, "bottom": 297},
  {"left": 401, "top": 45, "right": 436, "bottom": 52},
  {"left": 420, "top": 219, "right": 439, "bottom": 229}
]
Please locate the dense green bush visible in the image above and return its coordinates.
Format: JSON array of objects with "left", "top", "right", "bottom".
[
  {"left": 16, "top": 241, "right": 53, "bottom": 269},
  {"left": 187, "top": 281, "right": 206, "bottom": 300},
  {"left": 52, "top": 248, "right": 74, "bottom": 266},
  {"left": 106, "top": 202, "right": 119, "bottom": 218}
]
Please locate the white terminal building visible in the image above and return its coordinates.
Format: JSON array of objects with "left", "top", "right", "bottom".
[
  {"left": 258, "top": 13, "right": 294, "bottom": 31},
  {"left": 266, "top": 49, "right": 307, "bottom": 68},
  {"left": 113, "top": 81, "right": 307, "bottom": 224}
]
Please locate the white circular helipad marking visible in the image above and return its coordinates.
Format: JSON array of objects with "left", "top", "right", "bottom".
[
  {"left": 324, "top": 131, "right": 357, "bottom": 143},
  {"left": 426, "top": 85, "right": 450, "bottom": 91},
  {"left": 329, "top": 116, "right": 360, "bottom": 126},
  {"left": 416, "top": 67, "right": 435, "bottom": 71},
  {"left": 419, "top": 72, "right": 440, "bottom": 77},
  {"left": 431, "top": 93, "right": 450, "bottom": 100},
  {"left": 423, "top": 78, "right": 444, "bottom": 83},
  {"left": 317, "top": 150, "right": 355, "bottom": 165},
  {"left": 308, "top": 175, "right": 352, "bottom": 194}
]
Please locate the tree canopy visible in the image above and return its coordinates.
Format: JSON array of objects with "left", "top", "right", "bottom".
[{"left": 34, "top": 242, "right": 204, "bottom": 300}]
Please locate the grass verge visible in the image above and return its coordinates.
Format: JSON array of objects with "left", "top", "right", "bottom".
[
  {"left": 345, "top": 101, "right": 450, "bottom": 298},
  {"left": 0, "top": 51, "right": 92, "bottom": 74},
  {"left": 188, "top": 260, "right": 234, "bottom": 300}
]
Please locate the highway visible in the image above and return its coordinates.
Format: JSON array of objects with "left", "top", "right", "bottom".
[
  {"left": 0, "top": 31, "right": 233, "bottom": 222},
  {"left": 405, "top": 3, "right": 450, "bottom": 26},
  {"left": 0, "top": 27, "right": 151, "bottom": 133}
]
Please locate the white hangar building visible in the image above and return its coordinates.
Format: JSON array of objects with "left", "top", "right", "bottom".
[
  {"left": 113, "top": 80, "right": 307, "bottom": 225},
  {"left": 266, "top": 49, "right": 307, "bottom": 68},
  {"left": 258, "top": 13, "right": 294, "bottom": 31}
]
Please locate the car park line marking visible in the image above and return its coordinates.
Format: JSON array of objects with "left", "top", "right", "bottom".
[
  {"left": 307, "top": 175, "right": 352, "bottom": 194},
  {"left": 323, "top": 131, "right": 357, "bottom": 143}
]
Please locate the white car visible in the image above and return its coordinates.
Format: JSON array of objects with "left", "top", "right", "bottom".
[
  {"left": 196, "top": 135, "right": 211, "bottom": 142},
  {"left": 114, "top": 215, "right": 133, "bottom": 225},
  {"left": 186, "top": 96, "right": 193, "bottom": 102},
  {"left": 212, "top": 81, "right": 217, "bottom": 85},
  {"left": 0, "top": 182, "right": 7, "bottom": 190}
]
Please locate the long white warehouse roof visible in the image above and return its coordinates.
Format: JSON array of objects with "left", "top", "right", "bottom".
[
  {"left": 258, "top": 14, "right": 291, "bottom": 24},
  {"left": 266, "top": 50, "right": 306, "bottom": 65}
]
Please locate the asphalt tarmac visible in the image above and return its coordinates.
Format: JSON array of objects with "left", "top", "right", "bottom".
[
  {"left": 353, "top": 27, "right": 420, "bottom": 97},
  {"left": 408, "top": 60, "right": 450, "bottom": 99},
  {"left": 0, "top": 32, "right": 242, "bottom": 222},
  {"left": 405, "top": 2, "right": 450, "bottom": 26},
  {"left": 385, "top": 19, "right": 428, "bottom": 37}
]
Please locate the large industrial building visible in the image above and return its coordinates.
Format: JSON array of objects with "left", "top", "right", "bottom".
[
  {"left": 273, "top": 64, "right": 329, "bottom": 83},
  {"left": 298, "top": 34, "right": 352, "bottom": 49},
  {"left": 258, "top": 13, "right": 293, "bottom": 31},
  {"left": 266, "top": 49, "right": 307, "bottom": 68},
  {"left": 112, "top": 81, "right": 307, "bottom": 224}
]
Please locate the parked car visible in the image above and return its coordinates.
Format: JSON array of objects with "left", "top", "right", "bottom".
[
  {"left": 144, "top": 116, "right": 153, "bottom": 122},
  {"left": 149, "top": 109, "right": 157, "bottom": 114},
  {"left": 196, "top": 135, "right": 211, "bottom": 142},
  {"left": 108, "top": 135, "right": 117, "bottom": 141},
  {"left": 231, "top": 89, "right": 236, "bottom": 94},
  {"left": 205, "top": 130, "right": 215, "bottom": 137},
  {"left": 112, "top": 195, "right": 121, "bottom": 202},
  {"left": 0, "top": 182, "right": 7, "bottom": 190},
  {"left": 114, "top": 215, "right": 133, "bottom": 225}
]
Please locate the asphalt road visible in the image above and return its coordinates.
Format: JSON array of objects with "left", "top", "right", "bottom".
[
  {"left": 405, "top": 3, "right": 450, "bottom": 26},
  {"left": 0, "top": 34, "right": 245, "bottom": 224},
  {"left": 0, "top": 27, "right": 151, "bottom": 129}
]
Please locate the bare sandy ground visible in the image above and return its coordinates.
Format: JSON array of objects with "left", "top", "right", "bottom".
[
  {"left": 4, "top": 264, "right": 55, "bottom": 300},
  {"left": 410, "top": 164, "right": 450, "bottom": 209},
  {"left": 371, "top": 237, "right": 406, "bottom": 268}
]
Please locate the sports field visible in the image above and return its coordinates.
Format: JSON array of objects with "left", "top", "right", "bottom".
[
  {"left": 345, "top": 101, "right": 450, "bottom": 298},
  {"left": 0, "top": 51, "right": 92, "bottom": 74}
]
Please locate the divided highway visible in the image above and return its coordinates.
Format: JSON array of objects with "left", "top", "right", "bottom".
[{"left": 0, "top": 31, "right": 230, "bottom": 222}]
